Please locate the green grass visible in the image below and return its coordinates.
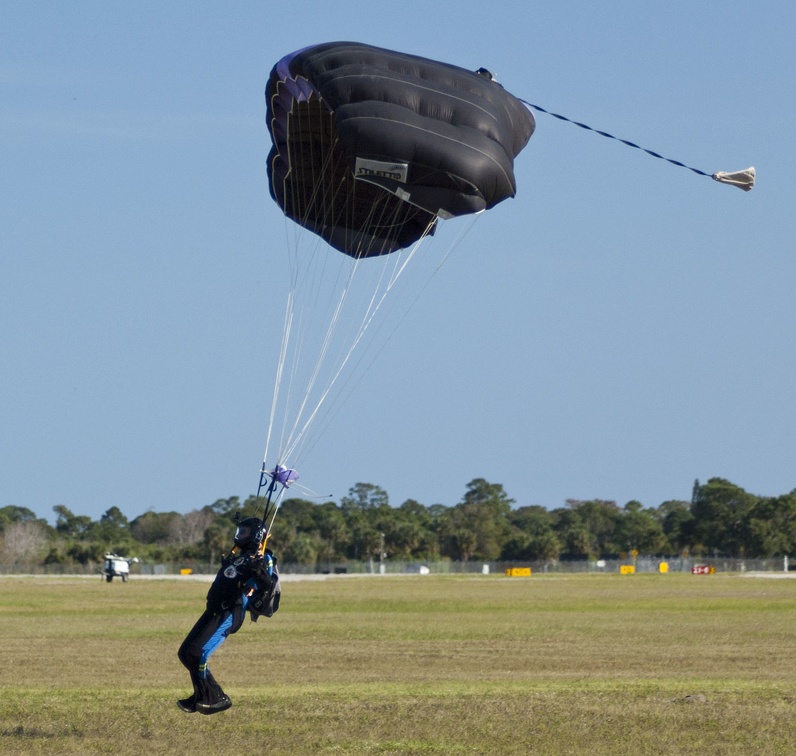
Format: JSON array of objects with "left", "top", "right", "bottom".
[{"left": 1, "top": 573, "right": 795, "bottom": 754}]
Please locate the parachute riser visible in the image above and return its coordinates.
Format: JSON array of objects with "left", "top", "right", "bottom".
[
  {"left": 252, "top": 464, "right": 299, "bottom": 554},
  {"left": 255, "top": 465, "right": 279, "bottom": 529}
]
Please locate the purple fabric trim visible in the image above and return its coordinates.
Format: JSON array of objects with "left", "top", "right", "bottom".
[
  {"left": 274, "top": 47, "right": 319, "bottom": 103},
  {"left": 274, "top": 466, "right": 299, "bottom": 485}
]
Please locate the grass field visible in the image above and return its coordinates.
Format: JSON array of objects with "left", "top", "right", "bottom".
[{"left": 1, "top": 572, "right": 794, "bottom": 754}]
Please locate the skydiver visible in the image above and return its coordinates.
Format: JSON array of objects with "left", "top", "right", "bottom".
[{"left": 177, "top": 516, "right": 280, "bottom": 714}]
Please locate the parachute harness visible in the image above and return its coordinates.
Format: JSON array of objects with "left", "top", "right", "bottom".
[{"left": 521, "top": 100, "right": 754, "bottom": 191}]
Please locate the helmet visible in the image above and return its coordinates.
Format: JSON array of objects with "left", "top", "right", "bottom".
[{"left": 234, "top": 517, "right": 266, "bottom": 550}]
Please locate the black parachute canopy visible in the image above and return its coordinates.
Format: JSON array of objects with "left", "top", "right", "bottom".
[{"left": 266, "top": 42, "right": 536, "bottom": 258}]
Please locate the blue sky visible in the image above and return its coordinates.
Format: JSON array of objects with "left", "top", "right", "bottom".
[{"left": 2, "top": 2, "right": 792, "bottom": 525}]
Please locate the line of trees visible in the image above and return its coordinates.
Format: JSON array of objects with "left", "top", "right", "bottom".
[{"left": 1, "top": 477, "right": 795, "bottom": 569}]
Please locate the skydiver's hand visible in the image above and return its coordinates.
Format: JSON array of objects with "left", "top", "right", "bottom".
[{"left": 250, "top": 557, "right": 272, "bottom": 587}]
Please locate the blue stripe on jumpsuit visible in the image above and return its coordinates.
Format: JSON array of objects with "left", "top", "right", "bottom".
[{"left": 197, "top": 595, "right": 250, "bottom": 679}]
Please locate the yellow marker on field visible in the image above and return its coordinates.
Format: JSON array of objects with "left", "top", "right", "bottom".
[
  {"left": 659, "top": 562, "right": 669, "bottom": 574},
  {"left": 620, "top": 565, "right": 635, "bottom": 575},
  {"left": 505, "top": 567, "right": 532, "bottom": 577}
]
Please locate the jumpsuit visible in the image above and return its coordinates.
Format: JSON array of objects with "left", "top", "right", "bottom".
[{"left": 177, "top": 549, "right": 278, "bottom": 711}]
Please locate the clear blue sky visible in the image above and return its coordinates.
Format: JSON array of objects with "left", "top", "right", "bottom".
[{"left": 2, "top": 2, "right": 792, "bottom": 525}]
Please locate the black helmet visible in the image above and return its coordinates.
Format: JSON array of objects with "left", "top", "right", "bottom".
[{"left": 234, "top": 517, "right": 266, "bottom": 550}]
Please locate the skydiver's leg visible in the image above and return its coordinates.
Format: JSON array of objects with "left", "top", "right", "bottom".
[
  {"left": 177, "top": 609, "right": 212, "bottom": 710},
  {"left": 195, "top": 612, "right": 234, "bottom": 707},
  {"left": 177, "top": 609, "right": 234, "bottom": 711}
]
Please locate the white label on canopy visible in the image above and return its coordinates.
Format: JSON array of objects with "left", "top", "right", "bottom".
[{"left": 354, "top": 158, "right": 408, "bottom": 184}]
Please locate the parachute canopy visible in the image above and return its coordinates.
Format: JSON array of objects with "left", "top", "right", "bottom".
[{"left": 266, "top": 42, "right": 536, "bottom": 258}]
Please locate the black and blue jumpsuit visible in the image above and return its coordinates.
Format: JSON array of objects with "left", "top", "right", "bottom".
[{"left": 178, "top": 549, "right": 277, "bottom": 706}]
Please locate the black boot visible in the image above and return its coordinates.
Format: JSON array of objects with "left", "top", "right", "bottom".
[
  {"left": 176, "top": 695, "right": 196, "bottom": 713},
  {"left": 196, "top": 694, "right": 232, "bottom": 715}
]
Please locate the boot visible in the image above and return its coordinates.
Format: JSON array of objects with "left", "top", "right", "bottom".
[
  {"left": 196, "top": 694, "right": 232, "bottom": 715},
  {"left": 176, "top": 695, "right": 196, "bottom": 713}
]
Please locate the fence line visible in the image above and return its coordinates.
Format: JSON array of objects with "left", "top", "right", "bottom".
[{"left": 0, "top": 556, "right": 791, "bottom": 577}]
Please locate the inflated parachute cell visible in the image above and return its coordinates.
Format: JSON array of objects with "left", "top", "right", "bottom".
[{"left": 266, "top": 42, "right": 536, "bottom": 258}]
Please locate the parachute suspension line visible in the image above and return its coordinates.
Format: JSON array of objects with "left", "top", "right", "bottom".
[
  {"left": 294, "top": 213, "right": 469, "bottom": 464},
  {"left": 263, "top": 97, "right": 342, "bottom": 471},
  {"left": 272, "top": 132, "right": 340, "bottom": 467},
  {"left": 297, "top": 154, "right": 437, "bottom": 464},
  {"left": 521, "top": 99, "right": 755, "bottom": 191},
  {"left": 266, "top": 99, "right": 420, "bottom": 471},
  {"left": 432, "top": 211, "right": 480, "bottom": 274},
  {"left": 281, "top": 233, "right": 429, "bottom": 467},
  {"left": 280, "top": 259, "right": 358, "bottom": 460},
  {"left": 279, "top": 197, "right": 432, "bottom": 466},
  {"left": 266, "top": 112, "right": 337, "bottom": 472},
  {"left": 285, "top": 100, "right": 338, "bottom": 283},
  {"left": 280, "top": 178, "right": 375, "bottom": 463},
  {"left": 261, "top": 288, "right": 296, "bottom": 472}
]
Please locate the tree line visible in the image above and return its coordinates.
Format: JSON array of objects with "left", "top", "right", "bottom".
[{"left": 1, "top": 477, "right": 794, "bottom": 569}]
